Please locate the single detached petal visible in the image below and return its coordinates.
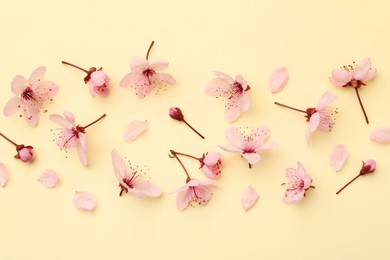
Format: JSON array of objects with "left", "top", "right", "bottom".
[
  {"left": 329, "top": 144, "right": 349, "bottom": 172},
  {"left": 123, "top": 120, "right": 148, "bottom": 141},
  {"left": 269, "top": 66, "right": 289, "bottom": 93},
  {"left": 370, "top": 127, "right": 390, "bottom": 143},
  {"left": 241, "top": 186, "right": 259, "bottom": 211},
  {"left": 38, "top": 169, "right": 59, "bottom": 188},
  {"left": 0, "top": 163, "right": 8, "bottom": 188},
  {"left": 73, "top": 191, "right": 97, "bottom": 211}
]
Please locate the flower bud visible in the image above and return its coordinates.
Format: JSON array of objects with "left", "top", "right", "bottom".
[
  {"left": 15, "top": 145, "right": 34, "bottom": 163},
  {"left": 360, "top": 159, "right": 376, "bottom": 175},
  {"left": 169, "top": 107, "right": 184, "bottom": 121}
]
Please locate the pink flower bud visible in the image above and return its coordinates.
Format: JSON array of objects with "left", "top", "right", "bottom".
[
  {"left": 360, "top": 159, "right": 376, "bottom": 175},
  {"left": 89, "top": 70, "right": 110, "bottom": 97},
  {"left": 169, "top": 107, "right": 184, "bottom": 121},
  {"left": 15, "top": 145, "right": 34, "bottom": 163}
]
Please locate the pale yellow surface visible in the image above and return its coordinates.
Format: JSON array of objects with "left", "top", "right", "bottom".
[{"left": 0, "top": 0, "right": 389, "bottom": 259}]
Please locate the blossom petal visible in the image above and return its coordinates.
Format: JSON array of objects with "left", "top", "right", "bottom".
[
  {"left": 38, "top": 169, "right": 59, "bottom": 188},
  {"left": 0, "top": 163, "right": 8, "bottom": 188},
  {"left": 241, "top": 186, "right": 259, "bottom": 211},
  {"left": 131, "top": 180, "right": 162, "bottom": 198},
  {"left": 218, "top": 145, "right": 242, "bottom": 153},
  {"left": 176, "top": 187, "right": 192, "bottom": 210},
  {"left": 34, "top": 81, "right": 59, "bottom": 99},
  {"left": 77, "top": 134, "right": 88, "bottom": 167},
  {"left": 130, "top": 56, "right": 149, "bottom": 72},
  {"left": 329, "top": 144, "right": 349, "bottom": 172},
  {"left": 296, "top": 161, "right": 312, "bottom": 188},
  {"left": 22, "top": 104, "right": 40, "bottom": 127},
  {"left": 306, "top": 112, "right": 320, "bottom": 144},
  {"left": 224, "top": 99, "right": 241, "bottom": 122},
  {"left": 353, "top": 58, "right": 375, "bottom": 81},
  {"left": 242, "top": 153, "right": 261, "bottom": 165},
  {"left": 3, "top": 97, "right": 23, "bottom": 116},
  {"left": 255, "top": 141, "right": 279, "bottom": 153},
  {"left": 203, "top": 152, "right": 222, "bottom": 165},
  {"left": 119, "top": 72, "right": 140, "bottom": 88},
  {"left": 123, "top": 120, "right": 148, "bottom": 141},
  {"left": 204, "top": 78, "right": 230, "bottom": 97},
  {"left": 283, "top": 189, "right": 305, "bottom": 204},
  {"left": 225, "top": 127, "right": 244, "bottom": 150},
  {"left": 111, "top": 149, "right": 127, "bottom": 183},
  {"left": 212, "top": 71, "right": 234, "bottom": 83},
  {"left": 50, "top": 114, "right": 72, "bottom": 128},
  {"left": 149, "top": 60, "right": 169, "bottom": 71},
  {"left": 239, "top": 92, "right": 251, "bottom": 112},
  {"left": 11, "top": 75, "right": 27, "bottom": 95},
  {"left": 28, "top": 66, "right": 46, "bottom": 85},
  {"left": 316, "top": 91, "right": 337, "bottom": 110},
  {"left": 329, "top": 68, "right": 351, "bottom": 86},
  {"left": 154, "top": 73, "right": 176, "bottom": 85},
  {"left": 269, "top": 66, "right": 289, "bottom": 93},
  {"left": 370, "top": 127, "right": 390, "bottom": 143},
  {"left": 73, "top": 191, "right": 96, "bottom": 211}
]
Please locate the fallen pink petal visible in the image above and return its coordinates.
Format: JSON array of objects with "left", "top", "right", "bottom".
[
  {"left": 329, "top": 144, "right": 349, "bottom": 172},
  {"left": 123, "top": 120, "right": 148, "bottom": 141},
  {"left": 269, "top": 66, "right": 289, "bottom": 93},
  {"left": 241, "top": 186, "right": 259, "bottom": 211},
  {"left": 0, "top": 163, "right": 8, "bottom": 188},
  {"left": 38, "top": 169, "right": 59, "bottom": 188},
  {"left": 73, "top": 191, "right": 97, "bottom": 211},
  {"left": 370, "top": 127, "right": 390, "bottom": 143}
]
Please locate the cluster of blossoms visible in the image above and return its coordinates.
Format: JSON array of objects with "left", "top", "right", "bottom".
[{"left": 0, "top": 50, "right": 380, "bottom": 209}]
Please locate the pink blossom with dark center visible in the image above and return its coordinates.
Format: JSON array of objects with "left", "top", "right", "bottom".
[
  {"left": 219, "top": 125, "right": 278, "bottom": 168},
  {"left": 119, "top": 41, "right": 176, "bottom": 99},
  {"left": 329, "top": 58, "right": 376, "bottom": 124},
  {"left": 282, "top": 162, "right": 314, "bottom": 204},
  {"left": 3, "top": 66, "right": 59, "bottom": 127},
  {"left": 205, "top": 71, "right": 251, "bottom": 122}
]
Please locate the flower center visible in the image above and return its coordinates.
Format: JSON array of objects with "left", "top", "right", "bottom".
[
  {"left": 21, "top": 86, "right": 34, "bottom": 101},
  {"left": 143, "top": 68, "right": 156, "bottom": 84},
  {"left": 232, "top": 82, "right": 243, "bottom": 94}
]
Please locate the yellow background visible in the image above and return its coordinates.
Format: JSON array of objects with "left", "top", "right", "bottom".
[{"left": 0, "top": 0, "right": 389, "bottom": 259}]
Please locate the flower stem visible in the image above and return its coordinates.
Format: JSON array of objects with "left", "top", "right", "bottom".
[
  {"left": 183, "top": 119, "right": 205, "bottom": 139},
  {"left": 83, "top": 114, "right": 106, "bottom": 129},
  {"left": 274, "top": 102, "right": 307, "bottom": 114},
  {"left": 0, "top": 132, "right": 17, "bottom": 146},
  {"left": 171, "top": 151, "right": 201, "bottom": 162},
  {"left": 354, "top": 88, "right": 369, "bottom": 124},
  {"left": 336, "top": 174, "right": 361, "bottom": 195},
  {"left": 146, "top": 41, "right": 155, "bottom": 60},
  {"left": 169, "top": 150, "right": 192, "bottom": 181},
  {"left": 62, "top": 61, "right": 88, "bottom": 73}
]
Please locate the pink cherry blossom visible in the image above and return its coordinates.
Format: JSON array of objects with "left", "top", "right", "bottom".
[
  {"left": 73, "top": 191, "right": 97, "bottom": 211},
  {"left": 119, "top": 41, "right": 176, "bottom": 99},
  {"left": 3, "top": 66, "right": 59, "bottom": 127},
  {"left": 205, "top": 71, "right": 251, "bottom": 122},
  {"left": 123, "top": 120, "right": 148, "bottom": 141},
  {"left": 370, "top": 127, "right": 390, "bottom": 143},
  {"left": 241, "top": 186, "right": 259, "bottom": 211},
  {"left": 219, "top": 125, "right": 278, "bottom": 168},
  {"left": 269, "top": 66, "right": 289, "bottom": 93},
  {"left": 329, "top": 144, "right": 349, "bottom": 172},
  {"left": 329, "top": 58, "right": 376, "bottom": 124},
  {"left": 282, "top": 162, "right": 314, "bottom": 204},
  {"left": 111, "top": 149, "right": 162, "bottom": 198},
  {"left": 200, "top": 152, "right": 223, "bottom": 179},
  {"left": 305, "top": 91, "right": 338, "bottom": 144},
  {"left": 0, "top": 163, "right": 8, "bottom": 188},
  {"left": 38, "top": 169, "right": 59, "bottom": 188},
  {"left": 50, "top": 111, "right": 106, "bottom": 167},
  {"left": 173, "top": 179, "right": 216, "bottom": 210},
  {"left": 336, "top": 160, "right": 376, "bottom": 194},
  {"left": 62, "top": 61, "right": 110, "bottom": 98}
]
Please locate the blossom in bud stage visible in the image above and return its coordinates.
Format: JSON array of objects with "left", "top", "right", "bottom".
[
  {"left": 62, "top": 61, "right": 110, "bottom": 97},
  {"left": 336, "top": 160, "right": 376, "bottom": 195},
  {"left": 0, "top": 132, "right": 34, "bottom": 163},
  {"left": 169, "top": 107, "right": 205, "bottom": 139},
  {"left": 3, "top": 66, "right": 59, "bottom": 127}
]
